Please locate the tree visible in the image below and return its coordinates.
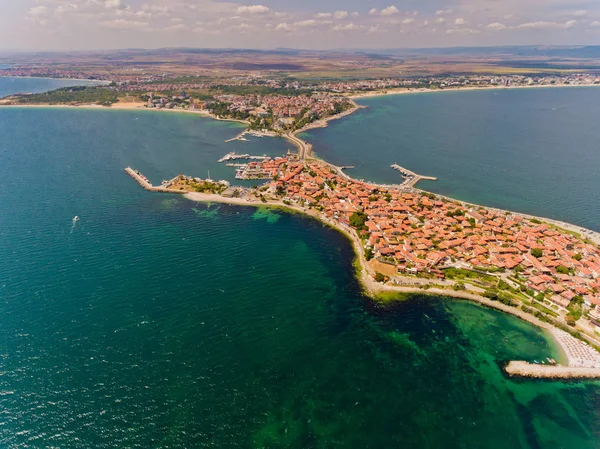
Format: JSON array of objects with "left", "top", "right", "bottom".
[
  {"left": 498, "top": 279, "right": 510, "bottom": 290},
  {"left": 572, "top": 295, "right": 584, "bottom": 306},
  {"left": 531, "top": 248, "right": 543, "bottom": 258},
  {"left": 556, "top": 265, "right": 570, "bottom": 275},
  {"left": 374, "top": 272, "right": 386, "bottom": 283},
  {"left": 573, "top": 253, "right": 582, "bottom": 261},
  {"left": 365, "top": 247, "right": 374, "bottom": 261},
  {"left": 484, "top": 288, "right": 499, "bottom": 300},
  {"left": 349, "top": 211, "right": 368, "bottom": 230}
]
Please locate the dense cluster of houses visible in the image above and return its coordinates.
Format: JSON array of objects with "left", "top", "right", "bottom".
[
  {"left": 248, "top": 156, "right": 600, "bottom": 328},
  {"left": 210, "top": 93, "right": 349, "bottom": 120}
]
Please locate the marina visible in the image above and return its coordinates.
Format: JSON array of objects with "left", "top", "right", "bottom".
[{"left": 218, "top": 152, "right": 269, "bottom": 163}]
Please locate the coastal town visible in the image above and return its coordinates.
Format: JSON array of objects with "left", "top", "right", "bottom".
[
  {"left": 143, "top": 91, "right": 354, "bottom": 132},
  {"left": 5, "top": 49, "right": 600, "bottom": 378},
  {"left": 126, "top": 150, "right": 600, "bottom": 368},
  {"left": 253, "top": 156, "right": 600, "bottom": 333}
]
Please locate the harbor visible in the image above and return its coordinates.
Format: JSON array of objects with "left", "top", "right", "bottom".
[
  {"left": 391, "top": 163, "right": 438, "bottom": 188},
  {"left": 219, "top": 150, "right": 298, "bottom": 180},
  {"left": 218, "top": 152, "right": 269, "bottom": 163}
]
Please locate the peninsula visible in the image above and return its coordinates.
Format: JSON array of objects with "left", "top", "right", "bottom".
[{"left": 125, "top": 145, "right": 600, "bottom": 379}]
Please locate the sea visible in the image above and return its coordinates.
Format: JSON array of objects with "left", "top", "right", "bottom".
[
  {"left": 303, "top": 87, "right": 600, "bottom": 231},
  {"left": 0, "top": 77, "right": 105, "bottom": 98},
  {"left": 0, "top": 91, "right": 600, "bottom": 447}
]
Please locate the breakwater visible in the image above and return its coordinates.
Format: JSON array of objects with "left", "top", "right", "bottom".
[
  {"left": 390, "top": 163, "right": 438, "bottom": 188},
  {"left": 505, "top": 361, "right": 600, "bottom": 379},
  {"left": 124, "top": 167, "right": 186, "bottom": 194}
]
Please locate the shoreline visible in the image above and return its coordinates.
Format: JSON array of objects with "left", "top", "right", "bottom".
[
  {"left": 179, "top": 189, "right": 600, "bottom": 378},
  {"left": 348, "top": 82, "right": 600, "bottom": 100},
  {"left": 8, "top": 94, "right": 600, "bottom": 378},
  {"left": 0, "top": 75, "right": 110, "bottom": 84}
]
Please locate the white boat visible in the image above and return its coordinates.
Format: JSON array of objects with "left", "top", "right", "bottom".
[{"left": 73, "top": 216, "right": 79, "bottom": 222}]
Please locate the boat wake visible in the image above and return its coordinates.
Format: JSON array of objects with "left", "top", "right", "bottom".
[{"left": 70, "top": 215, "right": 79, "bottom": 234}]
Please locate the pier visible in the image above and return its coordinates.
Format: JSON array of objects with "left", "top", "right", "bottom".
[
  {"left": 505, "top": 329, "right": 600, "bottom": 379},
  {"left": 224, "top": 130, "right": 248, "bottom": 143},
  {"left": 390, "top": 164, "right": 438, "bottom": 188},
  {"left": 505, "top": 361, "right": 600, "bottom": 379},
  {"left": 124, "top": 167, "right": 186, "bottom": 194},
  {"left": 218, "top": 152, "right": 269, "bottom": 163}
]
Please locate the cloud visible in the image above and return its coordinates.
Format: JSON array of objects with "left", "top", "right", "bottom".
[
  {"left": 294, "top": 19, "right": 317, "bottom": 28},
  {"left": 487, "top": 22, "right": 508, "bottom": 30},
  {"left": 29, "top": 6, "right": 49, "bottom": 16},
  {"left": 434, "top": 17, "right": 446, "bottom": 24},
  {"left": 369, "top": 8, "right": 378, "bottom": 16},
  {"left": 381, "top": 6, "right": 400, "bottom": 16},
  {"left": 333, "top": 11, "right": 349, "bottom": 19},
  {"left": 591, "top": 20, "right": 600, "bottom": 27},
  {"left": 402, "top": 18, "right": 415, "bottom": 25},
  {"left": 315, "top": 13, "right": 331, "bottom": 18},
  {"left": 104, "top": 0, "right": 126, "bottom": 10},
  {"left": 236, "top": 5, "right": 270, "bottom": 15},
  {"left": 275, "top": 22, "right": 292, "bottom": 31},
  {"left": 517, "top": 20, "right": 577, "bottom": 29},
  {"left": 332, "top": 23, "right": 364, "bottom": 31},
  {"left": 447, "top": 28, "right": 479, "bottom": 35},
  {"left": 435, "top": 9, "right": 453, "bottom": 16},
  {"left": 455, "top": 18, "right": 466, "bottom": 25},
  {"left": 572, "top": 10, "right": 588, "bottom": 17},
  {"left": 101, "top": 18, "right": 148, "bottom": 29},
  {"left": 141, "top": 4, "right": 170, "bottom": 15},
  {"left": 163, "top": 23, "right": 188, "bottom": 31},
  {"left": 517, "top": 21, "right": 559, "bottom": 29}
]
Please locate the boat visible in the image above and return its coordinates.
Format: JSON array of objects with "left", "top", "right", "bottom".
[{"left": 73, "top": 216, "right": 79, "bottom": 222}]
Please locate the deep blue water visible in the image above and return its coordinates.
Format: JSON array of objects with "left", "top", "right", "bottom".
[
  {"left": 303, "top": 87, "right": 600, "bottom": 231},
  {"left": 0, "top": 107, "right": 599, "bottom": 448}
]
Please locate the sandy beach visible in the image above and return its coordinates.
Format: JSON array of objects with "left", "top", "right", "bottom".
[{"left": 348, "top": 82, "right": 600, "bottom": 100}]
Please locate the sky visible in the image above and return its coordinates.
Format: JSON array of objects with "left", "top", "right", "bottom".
[{"left": 2, "top": 0, "right": 600, "bottom": 51}]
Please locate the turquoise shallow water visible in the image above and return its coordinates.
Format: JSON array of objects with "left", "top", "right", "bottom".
[
  {"left": 0, "top": 77, "right": 104, "bottom": 98},
  {"left": 303, "top": 87, "right": 600, "bottom": 231},
  {"left": 0, "top": 108, "right": 599, "bottom": 447}
]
